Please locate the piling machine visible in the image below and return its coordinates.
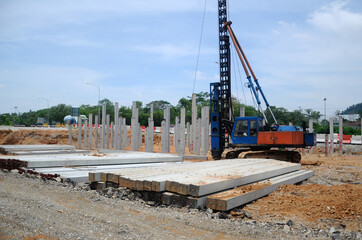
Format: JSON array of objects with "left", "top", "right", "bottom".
[{"left": 210, "top": 0, "right": 316, "bottom": 162}]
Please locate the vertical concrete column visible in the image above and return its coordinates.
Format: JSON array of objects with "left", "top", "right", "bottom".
[
  {"left": 68, "top": 122, "right": 72, "bottom": 145},
  {"left": 149, "top": 119, "right": 154, "bottom": 152},
  {"left": 195, "top": 118, "right": 201, "bottom": 155},
  {"left": 201, "top": 106, "right": 210, "bottom": 156},
  {"left": 180, "top": 108, "right": 186, "bottom": 154},
  {"left": 174, "top": 116, "right": 179, "bottom": 150},
  {"left": 150, "top": 104, "right": 153, "bottom": 121},
  {"left": 189, "top": 124, "right": 193, "bottom": 151},
  {"left": 325, "top": 134, "right": 329, "bottom": 157},
  {"left": 308, "top": 119, "right": 314, "bottom": 154},
  {"left": 201, "top": 107, "right": 205, "bottom": 156},
  {"left": 106, "top": 114, "right": 110, "bottom": 149},
  {"left": 101, "top": 103, "right": 106, "bottom": 149},
  {"left": 145, "top": 119, "right": 154, "bottom": 153},
  {"left": 121, "top": 118, "right": 127, "bottom": 150},
  {"left": 191, "top": 93, "right": 197, "bottom": 153},
  {"left": 131, "top": 101, "right": 140, "bottom": 151},
  {"left": 110, "top": 122, "right": 114, "bottom": 148},
  {"left": 145, "top": 125, "right": 149, "bottom": 152},
  {"left": 77, "top": 116, "right": 82, "bottom": 149},
  {"left": 339, "top": 116, "right": 343, "bottom": 154},
  {"left": 186, "top": 122, "right": 190, "bottom": 151},
  {"left": 95, "top": 116, "right": 99, "bottom": 148},
  {"left": 164, "top": 106, "right": 170, "bottom": 152},
  {"left": 114, "top": 102, "right": 119, "bottom": 150},
  {"left": 161, "top": 120, "right": 167, "bottom": 153},
  {"left": 84, "top": 120, "right": 88, "bottom": 148},
  {"left": 118, "top": 117, "right": 123, "bottom": 150},
  {"left": 240, "top": 106, "right": 245, "bottom": 117},
  {"left": 88, "top": 114, "right": 93, "bottom": 149},
  {"left": 329, "top": 117, "right": 334, "bottom": 154}
]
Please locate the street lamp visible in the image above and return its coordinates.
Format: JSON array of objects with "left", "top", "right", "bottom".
[
  {"left": 38, "top": 98, "right": 50, "bottom": 125},
  {"left": 86, "top": 82, "right": 100, "bottom": 120}
]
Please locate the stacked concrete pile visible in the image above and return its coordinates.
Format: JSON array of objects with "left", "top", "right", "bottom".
[{"left": 91, "top": 159, "right": 313, "bottom": 210}]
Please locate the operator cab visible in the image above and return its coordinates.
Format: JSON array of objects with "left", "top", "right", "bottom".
[{"left": 231, "top": 116, "right": 264, "bottom": 144}]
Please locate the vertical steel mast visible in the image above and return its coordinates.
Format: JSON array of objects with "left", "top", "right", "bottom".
[{"left": 210, "top": 0, "right": 232, "bottom": 160}]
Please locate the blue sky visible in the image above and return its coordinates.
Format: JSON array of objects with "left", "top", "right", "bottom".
[{"left": 0, "top": 0, "right": 361, "bottom": 119}]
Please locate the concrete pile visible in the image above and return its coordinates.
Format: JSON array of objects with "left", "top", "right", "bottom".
[{"left": 90, "top": 158, "right": 313, "bottom": 210}]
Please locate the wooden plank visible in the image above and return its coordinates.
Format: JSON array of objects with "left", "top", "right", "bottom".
[
  {"left": 207, "top": 170, "right": 313, "bottom": 211},
  {"left": 89, "top": 172, "right": 101, "bottom": 182},
  {"left": 107, "top": 173, "right": 120, "bottom": 184}
]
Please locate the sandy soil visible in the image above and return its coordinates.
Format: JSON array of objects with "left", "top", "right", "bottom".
[{"left": 0, "top": 127, "right": 361, "bottom": 239}]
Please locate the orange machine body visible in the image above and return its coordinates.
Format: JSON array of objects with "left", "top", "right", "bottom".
[{"left": 257, "top": 131, "right": 304, "bottom": 145}]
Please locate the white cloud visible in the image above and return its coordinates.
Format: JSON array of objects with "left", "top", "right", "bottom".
[
  {"left": 248, "top": 1, "right": 362, "bottom": 112},
  {"left": 307, "top": 1, "right": 362, "bottom": 35}
]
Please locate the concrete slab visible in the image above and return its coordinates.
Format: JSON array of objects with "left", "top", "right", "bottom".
[
  {"left": 0, "top": 145, "right": 75, "bottom": 154},
  {"left": 206, "top": 170, "right": 313, "bottom": 211},
  {"left": 110, "top": 159, "right": 300, "bottom": 197},
  {"left": 0, "top": 151, "right": 183, "bottom": 168},
  {"left": 10, "top": 149, "right": 90, "bottom": 156},
  {"left": 183, "top": 155, "right": 208, "bottom": 160}
]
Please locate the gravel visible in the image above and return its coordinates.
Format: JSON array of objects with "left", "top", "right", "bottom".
[{"left": 1, "top": 169, "right": 361, "bottom": 239}]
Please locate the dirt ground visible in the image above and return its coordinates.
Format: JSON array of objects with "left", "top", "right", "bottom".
[{"left": 0, "top": 127, "right": 361, "bottom": 239}]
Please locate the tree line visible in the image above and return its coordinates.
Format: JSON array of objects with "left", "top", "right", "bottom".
[{"left": 1, "top": 92, "right": 360, "bottom": 135}]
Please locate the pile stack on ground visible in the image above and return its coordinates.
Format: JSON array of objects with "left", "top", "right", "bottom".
[{"left": 90, "top": 158, "right": 313, "bottom": 210}]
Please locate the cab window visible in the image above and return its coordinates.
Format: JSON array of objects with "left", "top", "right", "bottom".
[
  {"left": 250, "top": 120, "right": 257, "bottom": 137},
  {"left": 234, "top": 120, "right": 248, "bottom": 137},
  {"left": 258, "top": 119, "right": 263, "bottom": 131}
]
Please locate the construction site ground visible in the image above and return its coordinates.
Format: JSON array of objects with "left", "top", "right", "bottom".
[{"left": 0, "top": 127, "right": 361, "bottom": 239}]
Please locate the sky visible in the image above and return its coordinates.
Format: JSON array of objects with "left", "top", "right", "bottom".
[{"left": 0, "top": 0, "right": 361, "bottom": 119}]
